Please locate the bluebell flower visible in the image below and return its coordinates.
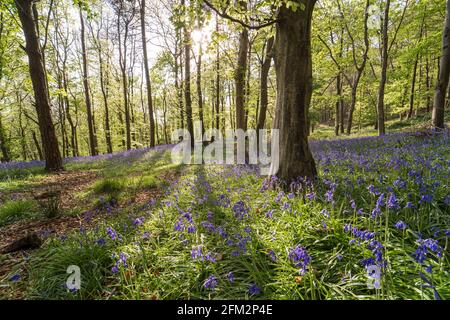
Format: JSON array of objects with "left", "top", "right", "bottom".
[
  {"left": 133, "top": 217, "right": 145, "bottom": 226},
  {"left": 248, "top": 283, "right": 261, "bottom": 295},
  {"left": 10, "top": 274, "right": 21, "bottom": 282},
  {"left": 106, "top": 227, "right": 117, "bottom": 240},
  {"left": 387, "top": 193, "right": 400, "bottom": 210},
  {"left": 232, "top": 200, "right": 249, "bottom": 220},
  {"left": 419, "top": 194, "right": 433, "bottom": 204},
  {"left": 265, "top": 209, "right": 274, "bottom": 219},
  {"left": 174, "top": 219, "right": 184, "bottom": 231},
  {"left": 288, "top": 245, "right": 311, "bottom": 275},
  {"left": 325, "top": 190, "right": 334, "bottom": 202},
  {"left": 395, "top": 220, "right": 407, "bottom": 230},
  {"left": 227, "top": 272, "right": 235, "bottom": 283},
  {"left": 321, "top": 209, "right": 330, "bottom": 218},
  {"left": 191, "top": 246, "right": 203, "bottom": 260},
  {"left": 405, "top": 202, "right": 415, "bottom": 209},
  {"left": 204, "top": 275, "right": 218, "bottom": 289},
  {"left": 267, "top": 249, "right": 277, "bottom": 262},
  {"left": 306, "top": 192, "right": 316, "bottom": 201},
  {"left": 376, "top": 193, "right": 385, "bottom": 208}
]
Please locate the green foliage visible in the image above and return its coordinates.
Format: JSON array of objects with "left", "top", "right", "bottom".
[
  {"left": 0, "top": 199, "right": 38, "bottom": 226},
  {"left": 92, "top": 178, "right": 124, "bottom": 195},
  {"left": 27, "top": 235, "right": 112, "bottom": 299}
]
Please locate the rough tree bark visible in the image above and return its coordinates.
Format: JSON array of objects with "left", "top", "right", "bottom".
[
  {"left": 432, "top": 0, "right": 450, "bottom": 129},
  {"left": 272, "top": 0, "right": 317, "bottom": 182},
  {"left": 15, "top": 0, "right": 63, "bottom": 171}
]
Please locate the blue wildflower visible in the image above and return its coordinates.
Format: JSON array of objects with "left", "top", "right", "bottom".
[
  {"left": 395, "top": 220, "right": 407, "bottom": 230},
  {"left": 106, "top": 227, "right": 117, "bottom": 240},
  {"left": 249, "top": 283, "right": 261, "bottom": 295},
  {"left": 10, "top": 274, "right": 21, "bottom": 282},
  {"left": 204, "top": 275, "right": 218, "bottom": 289},
  {"left": 288, "top": 245, "right": 311, "bottom": 275}
]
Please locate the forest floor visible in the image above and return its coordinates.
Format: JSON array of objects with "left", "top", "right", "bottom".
[{"left": 0, "top": 115, "right": 449, "bottom": 300}]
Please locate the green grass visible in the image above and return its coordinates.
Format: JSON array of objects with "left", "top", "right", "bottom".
[
  {"left": 0, "top": 199, "right": 38, "bottom": 227},
  {"left": 22, "top": 131, "right": 449, "bottom": 300},
  {"left": 92, "top": 178, "right": 125, "bottom": 195},
  {"left": 2, "top": 124, "right": 448, "bottom": 300}
]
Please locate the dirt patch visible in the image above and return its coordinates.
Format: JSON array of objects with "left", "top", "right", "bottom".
[
  {"left": 0, "top": 168, "right": 181, "bottom": 298},
  {"left": 1, "top": 170, "right": 98, "bottom": 210}
]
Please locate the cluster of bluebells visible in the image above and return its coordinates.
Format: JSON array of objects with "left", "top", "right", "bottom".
[
  {"left": 414, "top": 238, "right": 443, "bottom": 264},
  {"left": 232, "top": 200, "right": 250, "bottom": 220},
  {"left": 190, "top": 245, "right": 217, "bottom": 263},
  {"left": 344, "top": 224, "right": 376, "bottom": 243},
  {"left": 288, "top": 246, "right": 311, "bottom": 275},
  {"left": 203, "top": 275, "right": 218, "bottom": 289},
  {"left": 111, "top": 252, "right": 128, "bottom": 274}
]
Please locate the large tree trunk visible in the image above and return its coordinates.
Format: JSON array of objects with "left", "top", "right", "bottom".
[
  {"left": 15, "top": 0, "right": 63, "bottom": 171},
  {"left": 376, "top": 0, "right": 391, "bottom": 136},
  {"left": 272, "top": 0, "right": 317, "bottom": 183},
  {"left": 79, "top": 5, "right": 98, "bottom": 156},
  {"left": 140, "top": 0, "right": 155, "bottom": 147},
  {"left": 432, "top": 0, "right": 450, "bottom": 129},
  {"left": 256, "top": 36, "right": 274, "bottom": 132},
  {"left": 235, "top": 1, "right": 249, "bottom": 130}
]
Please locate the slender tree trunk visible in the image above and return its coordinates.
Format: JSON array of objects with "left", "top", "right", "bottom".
[
  {"left": 32, "top": 131, "right": 43, "bottom": 161},
  {"left": 140, "top": 0, "right": 155, "bottom": 147},
  {"left": 376, "top": 0, "right": 391, "bottom": 136},
  {"left": 79, "top": 5, "right": 98, "bottom": 155},
  {"left": 235, "top": 1, "right": 249, "bottom": 130},
  {"left": 215, "top": 15, "right": 220, "bottom": 131},
  {"left": 118, "top": 10, "right": 132, "bottom": 150},
  {"left": 197, "top": 42, "right": 205, "bottom": 136},
  {"left": 426, "top": 55, "right": 431, "bottom": 112},
  {"left": 15, "top": 0, "right": 63, "bottom": 171},
  {"left": 346, "top": 1, "right": 370, "bottom": 134},
  {"left": 174, "top": 35, "right": 184, "bottom": 129},
  {"left": 98, "top": 43, "right": 113, "bottom": 154},
  {"left": 182, "top": 0, "right": 194, "bottom": 147},
  {"left": 408, "top": 56, "right": 419, "bottom": 119},
  {"left": 256, "top": 36, "right": 274, "bottom": 132},
  {"left": 335, "top": 73, "right": 342, "bottom": 136},
  {"left": 432, "top": 0, "right": 450, "bottom": 129},
  {"left": 272, "top": 0, "right": 317, "bottom": 182},
  {"left": 0, "top": 115, "right": 10, "bottom": 162}
]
